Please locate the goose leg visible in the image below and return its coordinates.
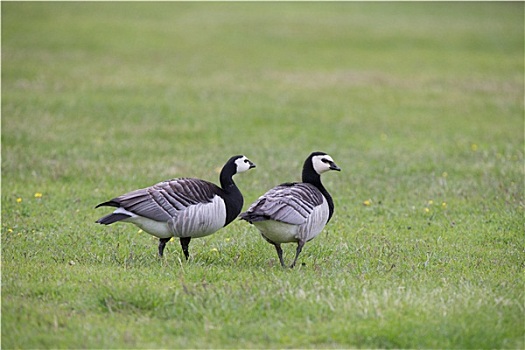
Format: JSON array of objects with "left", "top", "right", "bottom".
[
  {"left": 179, "top": 237, "right": 191, "bottom": 260},
  {"left": 290, "top": 240, "right": 305, "bottom": 268},
  {"left": 158, "top": 238, "right": 171, "bottom": 257},
  {"left": 273, "top": 243, "right": 286, "bottom": 267}
]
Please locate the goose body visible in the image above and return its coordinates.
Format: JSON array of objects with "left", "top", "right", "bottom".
[
  {"left": 240, "top": 152, "right": 340, "bottom": 268},
  {"left": 96, "top": 155, "right": 255, "bottom": 259}
]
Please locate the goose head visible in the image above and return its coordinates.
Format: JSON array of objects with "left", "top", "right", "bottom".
[
  {"left": 310, "top": 152, "right": 341, "bottom": 175},
  {"left": 233, "top": 155, "right": 256, "bottom": 174}
]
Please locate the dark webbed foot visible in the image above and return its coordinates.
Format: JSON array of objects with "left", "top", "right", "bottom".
[
  {"left": 158, "top": 238, "right": 171, "bottom": 257},
  {"left": 273, "top": 243, "right": 286, "bottom": 267},
  {"left": 290, "top": 240, "right": 305, "bottom": 268},
  {"left": 179, "top": 237, "right": 191, "bottom": 260}
]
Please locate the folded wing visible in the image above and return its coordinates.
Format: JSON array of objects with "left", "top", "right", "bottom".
[
  {"left": 102, "top": 178, "right": 219, "bottom": 222},
  {"left": 240, "top": 183, "right": 323, "bottom": 225}
]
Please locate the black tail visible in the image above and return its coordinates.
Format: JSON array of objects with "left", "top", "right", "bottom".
[
  {"left": 95, "top": 200, "right": 120, "bottom": 209},
  {"left": 96, "top": 213, "right": 131, "bottom": 225},
  {"left": 239, "top": 211, "right": 268, "bottom": 223}
]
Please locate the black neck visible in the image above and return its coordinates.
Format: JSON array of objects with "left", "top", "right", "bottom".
[
  {"left": 220, "top": 165, "right": 236, "bottom": 190},
  {"left": 302, "top": 162, "right": 335, "bottom": 222},
  {"left": 220, "top": 163, "right": 243, "bottom": 226}
]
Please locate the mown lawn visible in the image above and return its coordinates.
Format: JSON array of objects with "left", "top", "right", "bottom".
[{"left": 2, "top": 2, "right": 523, "bottom": 349}]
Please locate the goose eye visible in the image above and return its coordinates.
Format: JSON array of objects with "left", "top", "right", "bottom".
[
  {"left": 321, "top": 158, "right": 329, "bottom": 163},
  {"left": 244, "top": 159, "right": 249, "bottom": 163}
]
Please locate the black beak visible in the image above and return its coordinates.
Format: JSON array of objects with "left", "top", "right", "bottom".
[
  {"left": 329, "top": 161, "right": 341, "bottom": 171},
  {"left": 249, "top": 161, "right": 256, "bottom": 169}
]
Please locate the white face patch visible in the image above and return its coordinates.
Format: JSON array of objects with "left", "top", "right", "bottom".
[
  {"left": 312, "top": 154, "right": 336, "bottom": 174},
  {"left": 235, "top": 156, "right": 254, "bottom": 173}
]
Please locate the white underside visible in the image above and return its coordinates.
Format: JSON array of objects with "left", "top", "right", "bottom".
[
  {"left": 253, "top": 198, "right": 329, "bottom": 244},
  {"left": 253, "top": 220, "right": 299, "bottom": 243},
  {"left": 122, "top": 213, "right": 173, "bottom": 238},
  {"left": 114, "top": 196, "right": 227, "bottom": 239}
]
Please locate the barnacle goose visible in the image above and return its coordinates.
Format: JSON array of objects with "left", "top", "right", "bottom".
[
  {"left": 240, "top": 151, "right": 340, "bottom": 268},
  {"left": 96, "top": 155, "right": 255, "bottom": 259}
]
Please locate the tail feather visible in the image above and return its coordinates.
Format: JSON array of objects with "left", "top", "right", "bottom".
[
  {"left": 96, "top": 213, "right": 131, "bottom": 225},
  {"left": 95, "top": 200, "right": 120, "bottom": 209},
  {"left": 239, "top": 211, "right": 268, "bottom": 223}
]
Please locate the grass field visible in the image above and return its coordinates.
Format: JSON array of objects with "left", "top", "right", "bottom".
[{"left": 2, "top": 2, "right": 524, "bottom": 349}]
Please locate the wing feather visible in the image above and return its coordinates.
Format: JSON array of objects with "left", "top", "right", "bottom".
[
  {"left": 111, "top": 178, "right": 219, "bottom": 222},
  {"left": 241, "top": 183, "right": 324, "bottom": 225}
]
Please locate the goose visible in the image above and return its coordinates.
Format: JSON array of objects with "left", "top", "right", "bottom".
[
  {"left": 96, "top": 155, "right": 255, "bottom": 259},
  {"left": 240, "top": 151, "right": 340, "bottom": 268}
]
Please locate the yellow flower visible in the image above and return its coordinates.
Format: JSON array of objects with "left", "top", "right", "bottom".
[
  {"left": 16, "top": 198, "right": 22, "bottom": 203},
  {"left": 471, "top": 143, "right": 478, "bottom": 152},
  {"left": 427, "top": 200, "right": 434, "bottom": 205},
  {"left": 442, "top": 202, "right": 447, "bottom": 208},
  {"left": 424, "top": 207, "right": 430, "bottom": 213},
  {"left": 363, "top": 199, "right": 372, "bottom": 206},
  {"left": 442, "top": 172, "right": 448, "bottom": 178},
  {"left": 34, "top": 192, "right": 43, "bottom": 198},
  {"left": 7, "top": 228, "right": 13, "bottom": 233},
  {"left": 210, "top": 248, "right": 219, "bottom": 253}
]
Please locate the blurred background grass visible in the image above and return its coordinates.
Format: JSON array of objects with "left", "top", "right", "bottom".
[{"left": 2, "top": 2, "right": 523, "bottom": 348}]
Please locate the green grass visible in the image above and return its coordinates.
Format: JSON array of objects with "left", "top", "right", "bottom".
[{"left": 2, "top": 2, "right": 524, "bottom": 348}]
